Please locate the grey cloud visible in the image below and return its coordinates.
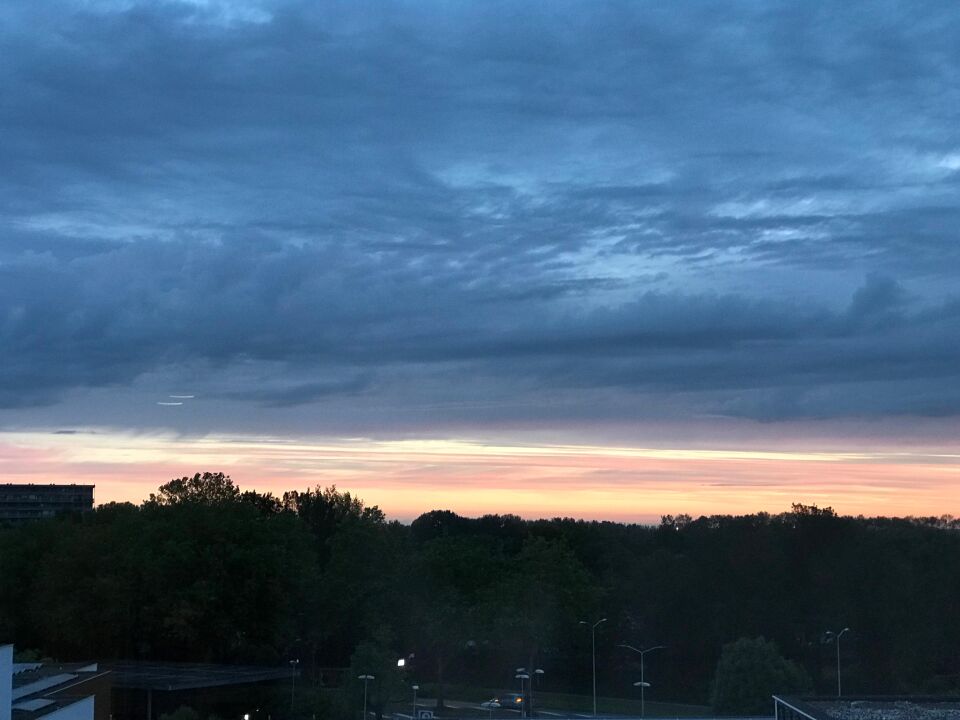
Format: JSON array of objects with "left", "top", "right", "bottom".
[
  {"left": 221, "top": 374, "right": 373, "bottom": 408},
  {"left": 848, "top": 275, "right": 907, "bottom": 323},
  {"left": 1, "top": 0, "right": 959, "bottom": 428}
]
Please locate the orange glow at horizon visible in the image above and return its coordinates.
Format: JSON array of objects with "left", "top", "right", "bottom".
[{"left": 0, "top": 430, "right": 957, "bottom": 522}]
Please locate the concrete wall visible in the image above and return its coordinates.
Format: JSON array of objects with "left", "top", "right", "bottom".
[
  {"left": 43, "top": 696, "right": 95, "bottom": 720},
  {"left": 1, "top": 644, "right": 12, "bottom": 720}
]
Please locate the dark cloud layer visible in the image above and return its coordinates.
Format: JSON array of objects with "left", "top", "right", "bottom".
[{"left": 1, "top": 0, "right": 959, "bottom": 430}]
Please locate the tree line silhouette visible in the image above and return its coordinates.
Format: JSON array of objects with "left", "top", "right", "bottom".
[{"left": 1, "top": 472, "right": 958, "bottom": 716}]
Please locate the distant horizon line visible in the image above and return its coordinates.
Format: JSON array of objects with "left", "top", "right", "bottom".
[{"left": 73, "top": 491, "right": 959, "bottom": 526}]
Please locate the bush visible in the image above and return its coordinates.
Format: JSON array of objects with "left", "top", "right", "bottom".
[
  {"left": 159, "top": 707, "right": 202, "bottom": 720},
  {"left": 712, "top": 637, "right": 810, "bottom": 715}
]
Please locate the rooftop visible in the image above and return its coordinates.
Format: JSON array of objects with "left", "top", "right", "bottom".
[
  {"left": 10, "top": 661, "right": 108, "bottom": 720},
  {"left": 103, "top": 661, "right": 294, "bottom": 691}
]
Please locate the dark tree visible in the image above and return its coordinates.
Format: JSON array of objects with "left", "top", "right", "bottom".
[{"left": 148, "top": 472, "right": 240, "bottom": 506}]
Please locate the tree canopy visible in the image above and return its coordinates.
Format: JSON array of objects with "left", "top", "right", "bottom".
[
  {"left": 1, "top": 474, "right": 958, "bottom": 718},
  {"left": 148, "top": 471, "right": 241, "bottom": 506}
]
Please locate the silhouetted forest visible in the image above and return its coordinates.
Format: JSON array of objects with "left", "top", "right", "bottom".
[{"left": 1, "top": 472, "right": 958, "bottom": 714}]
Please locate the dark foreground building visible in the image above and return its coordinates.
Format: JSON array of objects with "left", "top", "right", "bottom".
[
  {"left": 0, "top": 485, "right": 94, "bottom": 524},
  {"left": 2, "top": 644, "right": 111, "bottom": 720}
]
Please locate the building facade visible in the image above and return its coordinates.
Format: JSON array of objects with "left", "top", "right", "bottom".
[{"left": 0, "top": 485, "right": 94, "bottom": 524}]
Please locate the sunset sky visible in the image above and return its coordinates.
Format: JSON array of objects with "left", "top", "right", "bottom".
[{"left": 1, "top": 1, "right": 958, "bottom": 521}]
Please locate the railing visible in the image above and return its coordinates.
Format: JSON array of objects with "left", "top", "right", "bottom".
[{"left": 772, "top": 696, "right": 827, "bottom": 720}]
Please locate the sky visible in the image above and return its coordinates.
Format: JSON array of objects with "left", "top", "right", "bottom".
[{"left": 1, "top": 0, "right": 959, "bottom": 521}]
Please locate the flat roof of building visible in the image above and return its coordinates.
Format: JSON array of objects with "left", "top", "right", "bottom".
[
  {"left": 10, "top": 661, "right": 109, "bottom": 720},
  {"left": 0, "top": 484, "right": 94, "bottom": 487},
  {"left": 104, "top": 661, "right": 294, "bottom": 691},
  {"left": 12, "top": 663, "right": 101, "bottom": 694}
]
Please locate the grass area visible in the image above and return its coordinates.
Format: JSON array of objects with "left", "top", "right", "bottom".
[
  {"left": 533, "top": 690, "right": 710, "bottom": 717},
  {"left": 390, "top": 686, "right": 710, "bottom": 718}
]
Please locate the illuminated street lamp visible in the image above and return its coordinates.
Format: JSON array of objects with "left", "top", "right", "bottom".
[
  {"left": 823, "top": 628, "right": 851, "bottom": 697},
  {"left": 619, "top": 644, "right": 664, "bottom": 718},
  {"left": 579, "top": 618, "right": 607, "bottom": 716},
  {"left": 358, "top": 674, "right": 375, "bottom": 720}
]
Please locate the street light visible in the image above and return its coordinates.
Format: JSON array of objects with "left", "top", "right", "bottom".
[
  {"left": 412, "top": 684, "right": 419, "bottom": 720},
  {"left": 531, "top": 669, "right": 544, "bottom": 718},
  {"left": 823, "top": 628, "right": 850, "bottom": 697},
  {"left": 357, "top": 674, "right": 375, "bottom": 720},
  {"left": 619, "top": 645, "right": 664, "bottom": 719},
  {"left": 515, "top": 672, "right": 530, "bottom": 718},
  {"left": 579, "top": 618, "right": 607, "bottom": 717},
  {"left": 288, "top": 659, "right": 299, "bottom": 711},
  {"left": 633, "top": 681, "right": 651, "bottom": 717},
  {"left": 481, "top": 699, "right": 501, "bottom": 719}
]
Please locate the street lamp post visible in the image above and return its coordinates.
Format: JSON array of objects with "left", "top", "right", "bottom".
[
  {"left": 412, "top": 685, "right": 419, "bottom": 720},
  {"left": 357, "top": 674, "right": 375, "bottom": 720},
  {"left": 515, "top": 671, "right": 530, "bottom": 718},
  {"left": 618, "top": 645, "right": 664, "bottom": 719},
  {"left": 532, "top": 669, "right": 544, "bottom": 718},
  {"left": 823, "top": 628, "right": 850, "bottom": 697},
  {"left": 633, "top": 683, "right": 651, "bottom": 717},
  {"left": 482, "top": 700, "right": 500, "bottom": 719},
  {"left": 579, "top": 618, "right": 607, "bottom": 717},
  {"left": 289, "top": 659, "right": 299, "bottom": 711}
]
